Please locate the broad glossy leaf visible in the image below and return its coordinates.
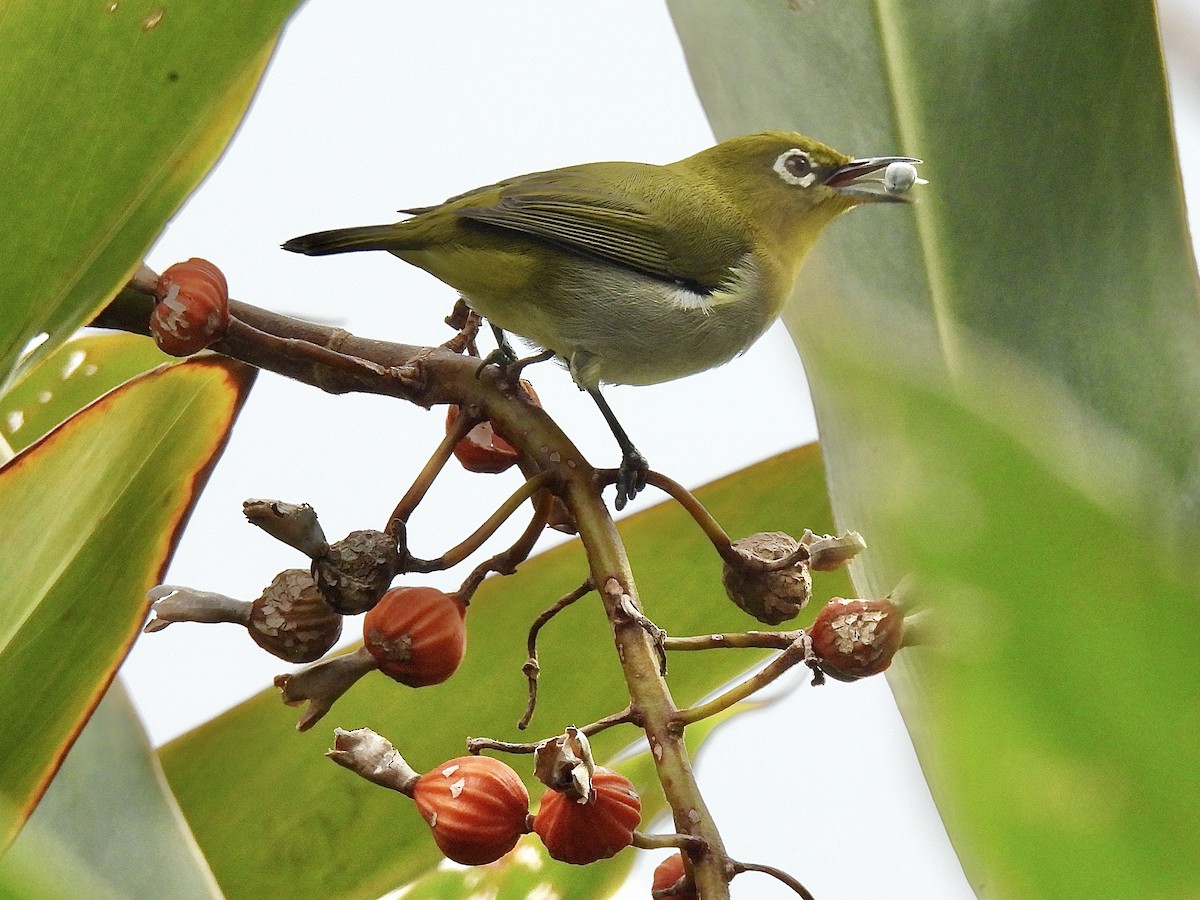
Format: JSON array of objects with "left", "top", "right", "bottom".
[
  {"left": 0, "top": 333, "right": 223, "bottom": 890},
  {"left": 159, "top": 445, "right": 846, "bottom": 899},
  {"left": 0, "top": 333, "right": 169, "bottom": 455},
  {"left": 0, "top": 355, "right": 255, "bottom": 847},
  {"left": 0, "top": 0, "right": 299, "bottom": 383},
  {"left": 0, "top": 681, "right": 221, "bottom": 899},
  {"left": 668, "top": 1, "right": 1200, "bottom": 895}
]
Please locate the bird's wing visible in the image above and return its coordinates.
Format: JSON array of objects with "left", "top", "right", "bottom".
[{"left": 447, "top": 164, "right": 749, "bottom": 291}]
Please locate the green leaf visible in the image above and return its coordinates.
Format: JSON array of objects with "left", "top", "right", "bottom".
[
  {"left": 0, "top": 681, "right": 221, "bottom": 899},
  {"left": 159, "top": 445, "right": 846, "bottom": 899},
  {"left": 1, "top": 333, "right": 170, "bottom": 455},
  {"left": 0, "top": 0, "right": 299, "bottom": 383},
  {"left": 0, "top": 355, "right": 255, "bottom": 847},
  {"left": 668, "top": 1, "right": 1200, "bottom": 896}
]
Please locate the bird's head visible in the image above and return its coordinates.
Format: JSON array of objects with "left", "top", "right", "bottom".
[{"left": 688, "top": 131, "right": 923, "bottom": 262}]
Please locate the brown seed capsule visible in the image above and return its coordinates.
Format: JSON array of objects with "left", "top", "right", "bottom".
[
  {"left": 652, "top": 852, "right": 695, "bottom": 898},
  {"left": 312, "top": 529, "right": 401, "bottom": 615},
  {"left": 363, "top": 586, "right": 467, "bottom": 687},
  {"left": 144, "top": 571, "right": 340, "bottom": 664},
  {"left": 722, "top": 532, "right": 811, "bottom": 625},
  {"left": 807, "top": 597, "right": 904, "bottom": 681},
  {"left": 412, "top": 756, "right": 530, "bottom": 866},
  {"left": 533, "top": 766, "right": 641, "bottom": 865},
  {"left": 150, "top": 258, "right": 230, "bottom": 356},
  {"left": 247, "top": 568, "right": 342, "bottom": 663}
]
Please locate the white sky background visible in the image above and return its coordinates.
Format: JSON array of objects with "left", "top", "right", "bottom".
[{"left": 119, "top": 2, "right": 1200, "bottom": 897}]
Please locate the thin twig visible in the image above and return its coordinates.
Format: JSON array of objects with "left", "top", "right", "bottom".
[
  {"left": 456, "top": 486, "right": 557, "bottom": 604},
  {"left": 731, "top": 860, "right": 817, "bottom": 900},
  {"left": 386, "top": 407, "right": 480, "bottom": 537},
  {"left": 644, "top": 470, "right": 734, "bottom": 558},
  {"left": 406, "top": 471, "right": 552, "bottom": 573},
  {"left": 441, "top": 300, "right": 482, "bottom": 355},
  {"left": 467, "top": 706, "right": 634, "bottom": 755},
  {"left": 675, "top": 635, "right": 818, "bottom": 725},
  {"left": 662, "top": 630, "right": 803, "bottom": 652},
  {"left": 631, "top": 831, "right": 707, "bottom": 852},
  {"left": 518, "top": 580, "right": 594, "bottom": 729}
]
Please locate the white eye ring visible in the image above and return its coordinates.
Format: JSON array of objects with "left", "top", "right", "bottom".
[{"left": 774, "top": 149, "right": 817, "bottom": 188}]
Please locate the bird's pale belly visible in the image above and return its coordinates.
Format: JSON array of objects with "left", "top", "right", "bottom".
[{"left": 464, "top": 255, "right": 776, "bottom": 388}]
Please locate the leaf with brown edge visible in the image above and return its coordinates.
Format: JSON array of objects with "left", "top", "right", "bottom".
[
  {"left": 0, "top": 333, "right": 171, "bottom": 456},
  {"left": 0, "top": 356, "right": 255, "bottom": 847}
]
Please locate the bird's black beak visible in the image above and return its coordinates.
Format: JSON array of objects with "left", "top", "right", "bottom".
[{"left": 826, "top": 156, "right": 924, "bottom": 203}]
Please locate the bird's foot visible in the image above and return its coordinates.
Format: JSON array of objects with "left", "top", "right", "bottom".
[
  {"left": 475, "top": 346, "right": 556, "bottom": 383},
  {"left": 615, "top": 448, "right": 649, "bottom": 511},
  {"left": 475, "top": 325, "right": 522, "bottom": 379},
  {"left": 475, "top": 345, "right": 518, "bottom": 379}
]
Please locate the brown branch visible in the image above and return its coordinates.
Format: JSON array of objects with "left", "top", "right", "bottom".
[
  {"left": 564, "top": 487, "right": 733, "bottom": 897},
  {"left": 96, "top": 278, "right": 739, "bottom": 898}
]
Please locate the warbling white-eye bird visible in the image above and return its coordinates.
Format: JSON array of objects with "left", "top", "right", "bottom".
[{"left": 283, "top": 131, "right": 923, "bottom": 508}]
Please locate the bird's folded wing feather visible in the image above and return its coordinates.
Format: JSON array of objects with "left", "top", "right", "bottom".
[{"left": 443, "top": 164, "right": 749, "bottom": 291}]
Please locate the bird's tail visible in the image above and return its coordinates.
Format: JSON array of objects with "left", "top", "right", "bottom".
[{"left": 281, "top": 224, "right": 398, "bottom": 256}]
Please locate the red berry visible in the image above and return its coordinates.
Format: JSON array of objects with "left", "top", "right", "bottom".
[
  {"left": 445, "top": 380, "right": 540, "bottom": 474},
  {"left": 808, "top": 598, "right": 904, "bottom": 681},
  {"left": 412, "top": 756, "right": 529, "bottom": 865},
  {"left": 362, "top": 587, "right": 466, "bottom": 687},
  {"left": 150, "top": 258, "right": 230, "bottom": 356},
  {"left": 651, "top": 853, "right": 695, "bottom": 898},
  {"left": 533, "top": 766, "right": 641, "bottom": 865},
  {"left": 446, "top": 406, "right": 521, "bottom": 473}
]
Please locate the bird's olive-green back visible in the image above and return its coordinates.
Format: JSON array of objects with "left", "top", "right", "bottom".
[
  {"left": 399, "top": 162, "right": 749, "bottom": 290},
  {"left": 395, "top": 131, "right": 856, "bottom": 291}
]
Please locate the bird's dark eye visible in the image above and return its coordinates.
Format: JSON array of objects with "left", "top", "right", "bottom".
[
  {"left": 773, "top": 149, "right": 816, "bottom": 187},
  {"left": 784, "top": 151, "right": 812, "bottom": 177}
]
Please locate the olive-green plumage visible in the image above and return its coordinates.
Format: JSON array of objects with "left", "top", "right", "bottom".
[{"left": 284, "top": 131, "right": 918, "bottom": 389}]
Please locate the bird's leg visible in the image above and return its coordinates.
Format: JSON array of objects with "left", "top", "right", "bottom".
[{"left": 587, "top": 387, "right": 649, "bottom": 510}]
